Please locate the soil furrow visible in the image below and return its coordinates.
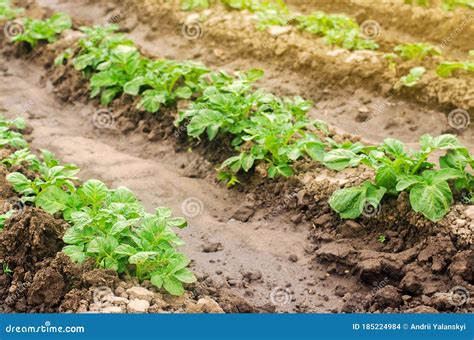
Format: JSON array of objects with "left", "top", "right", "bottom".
[{"left": 0, "top": 55, "right": 351, "bottom": 312}]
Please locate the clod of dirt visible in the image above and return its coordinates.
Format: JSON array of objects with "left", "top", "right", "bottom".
[
  {"left": 400, "top": 272, "right": 424, "bottom": 296},
  {"left": 0, "top": 207, "right": 68, "bottom": 271},
  {"left": 371, "top": 285, "right": 402, "bottom": 309},
  {"left": 448, "top": 250, "right": 473, "bottom": 282},
  {"left": 231, "top": 205, "right": 255, "bottom": 222},
  {"left": 202, "top": 241, "right": 223, "bottom": 253}
]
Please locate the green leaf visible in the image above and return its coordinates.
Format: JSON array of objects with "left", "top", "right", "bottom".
[
  {"left": 63, "top": 227, "right": 86, "bottom": 244},
  {"left": 382, "top": 138, "right": 407, "bottom": 158},
  {"left": 163, "top": 276, "right": 185, "bottom": 296},
  {"left": 174, "top": 268, "right": 196, "bottom": 283},
  {"left": 375, "top": 165, "right": 398, "bottom": 193},
  {"left": 187, "top": 109, "right": 224, "bottom": 140},
  {"left": 110, "top": 218, "right": 138, "bottom": 235},
  {"left": 244, "top": 68, "right": 265, "bottom": 82},
  {"left": 82, "top": 179, "right": 109, "bottom": 207},
  {"left": 268, "top": 164, "right": 293, "bottom": 178},
  {"left": 6, "top": 172, "right": 32, "bottom": 193},
  {"left": 128, "top": 251, "right": 158, "bottom": 264},
  {"left": 428, "top": 168, "right": 464, "bottom": 183},
  {"left": 139, "top": 90, "right": 166, "bottom": 113},
  {"left": 150, "top": 274, "right": 163, "bottom": 288},
  {"left": 100, "top": 86, "right": 121, "bottom": 105},
  {"left": 167, "top": 217, "right": 188, "bottom": 229},
  {"left": 409, "top": 181, "right": 453, "bottom": 221},
  {"left": 115, "top": 244, "right": 137, "bottom": 256},
  {"left": 112, "top": 187, "right": 137, "bottom": 203},
  {"left": 123, "top": 76, "right": 145, "bottom": 96},
  {"left": 36, "top": 186, "right": 70, "bottom": 214},
  {"left": 323, "top": 149, "right": 360, "bottom": 171},
  {"left": 174, "top": 86, "right": 193, "bottom": 99},
  {"left": 329, "top": 185, "right": 366, "bottom": 219},
  {"left": 396, "top": 174, "right": 423, "bottom": 191},
  {"left": 329, "top": 182, "right": 385, "bottom": 219},
  {"left": 49, "top": 12, "right": 72, "bottom": 32},
  {"left": 62, "top": 245, "right": 87, "bottom": 263}
]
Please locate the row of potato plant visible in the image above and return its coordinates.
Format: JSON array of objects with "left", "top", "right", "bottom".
[
  {"left": 0, "top": 115, "right": 195, "bottom": 296},
  {"left": 3, "top": 9, "right": 473, "bottom": 224}
]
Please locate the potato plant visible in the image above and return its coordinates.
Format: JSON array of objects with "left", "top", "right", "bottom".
[
  {"left": 8, "top": 12, "right": 472, "bottom": 226},
  {"left": 0, "top": 0, "right": 23, "bottom": 21},
  {"left": 12, "top": 13, "right": 71, "bottom": 47},
  {"left": 330, "top": 135, "right": 474, "bottom": 221},
  {"left": 294, "top": 12, "right": 378, "bottom": 50},
  {"left": 2, "top": 117, "right": 195, "bottom": 296},
  {"left": 393, "top": 43, "right": 441, "bottom": 61}
]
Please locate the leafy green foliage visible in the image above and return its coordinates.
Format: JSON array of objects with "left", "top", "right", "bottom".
[
  {"left": 436, "top": 60, "right": 474, "bottom": 77},
  {"left": 0, "top": 210, "right": 14, "bottom": 230},
  {"left": 181, "top": 0, "right": 210, "bottom": 10},
  {"left": 442, "top": 0, "right": 474, "bottom": 10},
  {"left": 0, "top": 0, "right": 23, "bottom": 20},
  {"left": 187, "top": 1, "right": 378, "bottom": 50},
  {"left": 8, "top": 7, "right": 469, "bottom": 228},
  {"left": 404, "top": 0, "right": 474, "bottom": 10},
  {"left": 394, "top": 43, "right": 441, "bottom": 61},
  {"left": 0, "top": 116, "right": 28, "bottom": 149},
  {"left": 176, "top": 69, "right": 335, "bottom": 180},
  {"left": 0, "top": 116, "right": 194, "bottom": 296},
  {"left": 396, "top": 66, "right": 426, "bottom": 88},
  {"left": 2, "top": 262, "right": 12, "bottom": 275},
  {"left": 73, "top": 25, "right": 209, "bottom": 107},
  {"left": 404, "top": 0, "right": 430, "bottom": 6},
  {"left": 330, "top": 134, "right": 473, "bottom": 221},
  {"left": 294, "top": 12, "right": 378, "bottom": 50},
  {"left": 6, "top": 149, "right": 79, "bottom": 207},
  {"left": 62, "top": 182, "right": 194, "bottom": 296},
  {"left": 329, "top": 181, "right": 386, "bottom": 219},
  {"left": 12, "top": 13, "right": 71, "bottom": 47}
]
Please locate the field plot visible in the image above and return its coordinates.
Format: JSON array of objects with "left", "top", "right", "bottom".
[{"left": 0, "top": 0, "right": 472, "bottom": 314}]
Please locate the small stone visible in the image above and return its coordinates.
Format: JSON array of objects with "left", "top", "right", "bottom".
[
  {"left": 405, "top": 306, "right": 439, "bottom": 313},
  {"left": 334, "top": 285, "right": 348, "bottom": 297},
  {"left": 185, "top": 13, "right": 200, "bottom": 23},
  {"left": 358, "top": 106, "right": 370, "bottom": 113},
  {"left": 100, "top": 306, "right": 123, "bottom": 313},
  {"left": 316, "top": 272, "right": 328, "bottom": 281},
  {"left": 268, "top": 26, "right": 291, "bottom": 37},
  {"left": 213, "top": 48, "right": 225, "bottom": 59},
  {"left": 127, "top": 299, "right": 150, "bottom": 313},
  {"left": 464, "top": 206, "right": 474, "bottom": 219},
  {"left": 115, "top": 286, "right": 125, "bottom": 296},
  {"left": 231, "top": 205, "right": 255, "bottom": 222},
  {"left": 196, "top": 298, "right": 224, "bottom": 313},
  {"left": 126, "top": 287, "right": 154, "bottom": 302},
  {"left": 110, "top": 296, "right": 129, "bottom": 306},
  {"left": 289, "top": 254, "right": 298, "bottom": 262},
  {"left": 243, "top": 271, "right": 262, "bottom": 282},
  {"left": 314, "top": 213, "right": 332, "bottom": 226},
  {"left": 152, "top": 293, "right": 169, "bottom": 309},
  {"left": 202, "top": 242, "right": 223, "bottom": 253}
]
